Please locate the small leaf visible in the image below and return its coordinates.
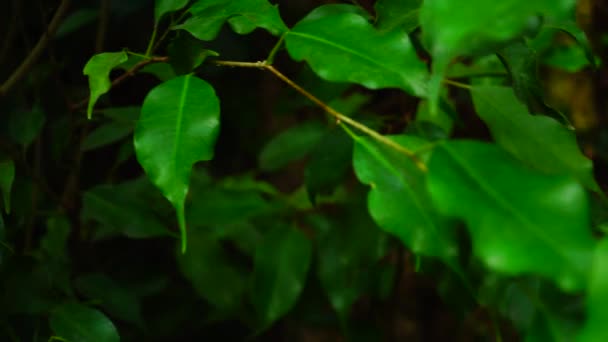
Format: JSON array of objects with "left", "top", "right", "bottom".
[
  {"left": 578, "top": 238, "right": 608, "bottom": 342},
  {"left": 50, "top": 302, "right": 120, "bottom": 342},
  {"left": 259, "top": 121, "right": 325, "bottom": 172},
  {"left": 0, "top": 158, "right": 14, "bottom": 214},
  {"left": 155, "top": 0, "right": 189, "bottom": 24},
  {"left": 251, "top": 225, "right": 312, "bottom": 327},
  {"left": 471, "top": 85, "right": 596, "bottom": 189},
  {"left": 83, "top": 51, "right": 129, "bottom": 119},
  {"left": 175, "top": 0, "right": 288, "bottom": 41},
  {"left": 352, "top": 134, "right": 457, "bottom": 262},
  {"left": 427, "top": 141, "right": 595, "bottom": 291},
  {"left": 286, "top": 4, "right": 428, "bottom": 96},
  {"left": 134, "top": 75, "right": 220, "bottom": 252},
  {"left": 374, "top": 0, "right": 422, "bottom": 33}
]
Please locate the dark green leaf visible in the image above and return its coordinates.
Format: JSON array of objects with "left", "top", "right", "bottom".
[
  {"left": 41, "top": 216, "right": 71, "bottom": 261},
  {"left": 0, "top": 158, "right": 14, "bottom": 214},
  {"left": 6, "top": 104, "right": 46, "bottom": 146},
  {"left": 175, "top": 0, "right": 288, "bottom": 41},
  {"left": 134, "top": 75, "right": 220, "bottom": 252},
  {"left": 352, "top": 134, "right": 457, "bottom": 262},
  {"left": 471, "top": 85, "right": 596, "bottom": 189},
  {"left": 81, "top": 122, "right": 133, "bottom": 151},
  {"left": 578, "top": 238, "right": 608, "bottom": 341},
  {"left": 155, "top": 0, "right": 189, "bottom": 24},
  {"left": 168, "top": 33, "right": 219, "bottom": 75},
  {"left": 50, "top": 302, "right": 120, "bottom": 342},
  {"left": 543, "top": 45, "right": 594, "bottom": 72},
  {"left": 83, "top": 51, "right": 129, "bottom": 119},
  {"left": 374, "top": 0, "right": 422, "bottom": 33},
  {"left": 251, "top": 225, "right": 312, "bottom": 327},
  {"left": 427, "top": 141, "right": 595, "bottom": 291},
  {"left": 258, "top": 121, "right": 325, "bottom": 172},
  {"left": 547, "top": 19, "right": 597, "bottom": 69},
  {"left": 56, "top": 9, "right": 99, "bottom": 38},
  {"left": 286, "top": 4, "right": 428, "bottom": 96}
]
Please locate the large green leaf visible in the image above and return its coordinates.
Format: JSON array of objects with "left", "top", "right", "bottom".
[
  {"left": 155, "top": 0, "right": 189, "bottom": 24},
  {"left": 471, "top": 85, "right": 596, "bottom": 189},
  {"left": 175, "top": 0, "right": 288, "bottom": 41},
  {"left": 250, "top": 225, "right": 312, "bottom": 327},
  {"left": 374, "top": 0, "right": 422, "bottom": 33},
  {"left": 83, "top": 51, "right": 129, "bottom": 119},
  {"left": 50, "top": 302, "right": 120, "bottom": 342},
  {"left": 134, "top": 75, "right": 220, "bottom": 252},
  {"left": 352, "top": 134, "right": 457, "bottom": 262},
  {"left": 0, "top": 158, "right": 14, "bottom": 214},
  {"left": 285, "top": 4, "right": 428, "bottom": 96},
  {"left": 427, "top": 141, "right": 595, "bottom": 292},
  {"left": 578, "top": 238, "right": 608, "bottom": 342}
]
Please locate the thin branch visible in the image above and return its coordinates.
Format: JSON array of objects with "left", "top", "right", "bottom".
[
  {"left": 0, "top": 0, "right": 71, "bottom": 97},
  {"left": 71, "top": 56, "right": 169, "bottom": 111},
  {"left": 213, "top": 60, "right": 428, "bottom": 172},
  {"left": 95, "top": 0, "right": 111, "bottom": 53},
  {"left": 266, "top": 33, "right": 286, "bottom": 65},
  {"left": 443, "top": 78, "right": 472, "bottom": 89}
]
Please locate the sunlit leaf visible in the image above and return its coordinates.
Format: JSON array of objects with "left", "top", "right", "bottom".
[
  {"left": 50, "top": 302, "right": 120, "bottom": 342},
  {"left": 286, "top": 4, "right": 428, "bottom": 96},
  {"left": 427, "top": 141, "right": 595, "bottom": 291},
  {"left": 83, "top": 51, "right": 129, "bottom": 119},
  {"left": 134, "top": 75, "right": 220, "bottom": 252}
]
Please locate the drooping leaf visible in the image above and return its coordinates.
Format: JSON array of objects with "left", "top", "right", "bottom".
[
  {"left": 75, "top": 273, "right": 144, "bottom": 327},
  {"left": 286, "top": 4, "right": 428, "bottom": 96},
  {"left": 178, "top": 231, "right": 248, "bottom": 311},
  {"left": 258, "top": 121, "right": 325, "bottom": 172},
  {"left": 0, "top": 158, "right": 14, "bottom": 214},
  {"left": 5, "top": 104, "right": 46, "bottom": 146},
  {"left": 374, "top": 0, "right": 422, "bottom": 33},
  {"left": 352, "top": 134, "right": 457, "bottom": 262},
  {"left": 471, "top": 85, "right": 596, "bottom": 189},
  {"left": 83, "top": 51, "right": 129, "bottom": 119},
  {"left": 251, "top": 225, "right": 312, "bottom": 327},
  {"left": 578, "top": 238, "right": 608, "bottom": 342},
  {"left": 175, "top": 0, "right": 288, "bottom": 41},
  {"left": 427, "top": 141, "right": 595, "bottom": 292},
  {"left": 134, "top": 75, "right": 220, "bottom": 252},
  {"left": 155, "top": 0, "right": 189, "bottom": 24},
  {"left": 50, "top": 302, "right": 120, "bottom": 342}
]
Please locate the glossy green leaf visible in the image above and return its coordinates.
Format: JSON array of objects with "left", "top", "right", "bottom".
[
  {"left": 352, "top": 134, "right": 457, "bottom": 262},
  {"left": 0, "top": 158, "right": 14, "bottom": 214},
  {"left": 471, "top": 85, "right": 596, "bottom": 189},
  {"left": 175, "top": 0, "right": 288, "bottom": 41},
  {"left": 155, "top": 0, "right": 189, "bottom": 23},
  {"left": 578, "top": 238, "right": 608, "bottom": 342},
  {"left": 134, "top": 75, "right": 220, "bottom": 252},
  {"left": 251, "top": 225, "right": 312, "bottom": 327},
  {"left": 178, "top": 231, "right": 247, "bottom": 310},
  {"left": 75, "top": 273, "right": 144, "bottom": 327},
  {"left": 83, "top": 51, "right": 129, "bottom": 119},
  {"left": 285, "top": 4, "right": 428, "bottom": 96},
  {"left": 50, "top": 302, "right": 120, "bottom": 342},
  {"left": 82, "top": 122, "right": 132, "bottom": 151},
  {"left": 427, "top": 141, "right": 595, "bottom": 291},
  {"left": 258, "top": 121, "right": 325, "bottom": 172},
  {"left": 6, "top": 104, "right": 45, "bottom": 146},
  {"left": 374, "top": 0, "right": 422, "bottom": 33}
]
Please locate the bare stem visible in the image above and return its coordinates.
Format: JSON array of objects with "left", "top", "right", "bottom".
[{"left": 213, "top": 60, "right": 428, "bottom": 172}]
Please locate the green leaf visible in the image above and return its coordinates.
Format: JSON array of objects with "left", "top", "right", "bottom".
[
  {"left": 285, "top": 4, "right": 428, "bottom": 96},
  {"left": 374, "top": 0, "right": 422, "bottom": 33},
  {"left": 56, "top": 9, "right": 99, "bottom": 38},
  {"left": 75, "top": 273, "right": 144, "bottom": 327},
  {"left": 155, "top": 0, "right": 189, "bottom": 24},
  {"left": 543, "top": 45, "right": 595, "bottom": 72},
  {"left": 83, "top": 51, "right": 129, "bottom": 119},
  {"left": 178, "top": 231, "right": 247, "bottom": 311},
  {"left": 578, "top": 238, "right": 608, "bottom": 342},
  {"left": 82, "top": 122, "right": 133, "bottom": 151},
  {"left": 352, "top": 134, "right": 457, "bottom": 262},
  {"left": 258, "top": 121, "right": 325, "bottom": 172},
  {"left": 118, "top": 55, "right": 177, "bottom": 81},
  {"left": 547, "top": 20, "right": 597, "bottom": 69},
  {"left": 427, "top": 141, "right": 595, "bottom": 291},
  {"left": 6, "top": 104, "right": 46, "bottom": 146},
  {"left": 168, "top": 33, "right": 219, "bottom": 75},
  {"left": 134, "top": 75, "right": 220, "bottom": 252},
  {"left": 0, "top": 158, "right": 14, "bottom": 214},
  {"left": 471, "top": 85, "right": 596, "bottom": 189},
  {"left": 41, "top": 216, "right": 71, "bottom": 261},
  {"left": 251, "top": 225, "right": 312, "bottom": 327},
  {"left": 175, "top": 0, "right": 288, "bottom": 41},
  {"left": 50, "top": 302, "right": 120, "bottom": 342}
]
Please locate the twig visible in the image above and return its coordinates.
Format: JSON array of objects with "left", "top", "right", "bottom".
[
  {"left": 214, "top": 60, "right": 428, "bottom": 172},
  {"left": 95, "top": 0, "right": 111, "bottom": 53},
  {"left": 0, "top": 0, "right": 71, "bottom": 97}
]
